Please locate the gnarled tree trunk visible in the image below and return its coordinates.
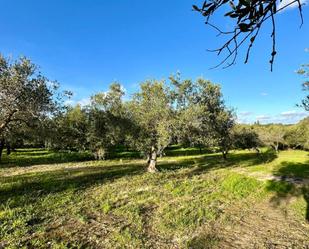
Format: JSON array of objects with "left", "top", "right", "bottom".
[
  {"left": 0, "top": 109, "right": 18, "bottom": 135},
  {"left": 147, "top": 146, "right": 158, "bottom": 173}
]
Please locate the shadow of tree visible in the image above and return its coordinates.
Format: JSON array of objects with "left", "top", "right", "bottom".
[
  {"left": 0, "top": 163, "right": 144, "bottom": 207},
  {"left": 273, "top": 161, "right": 309, "bottom": 179},
  {"left": 158, "top": 150, "right": 278, "bottom": 177},
  {"left": 0, "top": 149, "right": 279, "bottom": 209},
  {"left": 164, "top": 147, "right": 213, "bottom": 157},
  {"left": 1, "top": 147, "right": 278, "bottom": 170},
  {"left": 0, "top": 149, "right": 93, "bottom": 168},
  {"left": 266, "top": 158, "right": 309, "bottom": 221}
]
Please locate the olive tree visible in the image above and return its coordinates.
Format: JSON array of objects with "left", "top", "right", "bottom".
[
  {"left": 128, "top": 80, "right": 174, "bottom": 172},
  {"left": 193, "top": 79, "right": 235, "bottom": 159},
  {"left": 0, "top": 55, "right": 62, "bottom": 161},
  {"left": 87, "top": 83, "right": 129, "bottom": 159},
  {"left": 171, "top": 76, "right": 235, "bottom": 159},
  {"left": 46, "top": 105, "right": 88, "bottom": 151},
  {"left": 285, "top": 117, "right": 309, "bottom": 150},
  {"left": 254, "top": 124, "right": 287, "bottom": 152},
  {"left": 232, "top": 125, "right": 261, "bottom": 152},
  {"left": 170, "top": 77, "right": 208, "bottom": 149}
]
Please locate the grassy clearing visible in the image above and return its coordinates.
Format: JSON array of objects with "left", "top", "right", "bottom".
[
  {"left": 1, "top": 149, "right": 92, "bottom": 167},
  {"left": 0, "top": 148, "right": 308, "bottom": 248},
  {"left": 239, "top": 149, "right": 309, "bottom": 178}
]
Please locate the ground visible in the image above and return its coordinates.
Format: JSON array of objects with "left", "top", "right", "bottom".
[{"left": 0, "top": 148, "right": 308, "bottom": 248}]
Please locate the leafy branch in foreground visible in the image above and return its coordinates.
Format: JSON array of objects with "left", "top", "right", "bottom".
[{"left": 193, "top": 0, "right": 305, "bottom": 71}]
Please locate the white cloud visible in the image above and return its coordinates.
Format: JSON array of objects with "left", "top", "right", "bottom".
[
  {"left": 237, "top": 118, "right": 251, "bottom": 124},
  {"left": 279, "top": 110, "right": 308, "bottom": 120},
  {"left": 277, "top": 0, "right": 308, "bottom": 10},
  {"left": 260, "top": 92, "right": 268, "bottom": 96},
  {"left": 236, "top": 110, "right": 308, "bottom": 125},
  {"left": 253, "top": 110, "right": 308, "bottom": 124},
  {"left": 64, "top": 99, "right": 75, "bottom": 106},
  {"left": 256, "top": 115, "right": 271, "bottom": 121},
  {"left": 239, "top": 111, "right": 253, "bottom": 117},
  {"left": 305, "top": 48, "right": 309, "bottom": 53},
  {"left": 77, "top": 98, "right": 91, "bottom": 107},
  {"left": 237, "top": 111, "right": 254, "bottom": 123}
]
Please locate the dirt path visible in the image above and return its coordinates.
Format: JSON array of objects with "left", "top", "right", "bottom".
[
  {"left": 232, "top": 167, "right": 309, "bottom": 185},
  {"left": 203, "top": 169, "right": 309, "bottom": 248},
  {"left": 209, "top": 198, "right": 309, "bottom": 248}
]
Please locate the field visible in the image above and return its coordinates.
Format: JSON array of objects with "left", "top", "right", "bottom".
[{"left": 0, "top": 148, "right": 309, "bottom": 248}]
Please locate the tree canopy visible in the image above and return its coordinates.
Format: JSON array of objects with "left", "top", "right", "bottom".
[
  {"left": 0, "top": 55, "right": 65, "bottom": 160},
  {"left": 297, "top": 63, "right": 309, "bottom": 111}
]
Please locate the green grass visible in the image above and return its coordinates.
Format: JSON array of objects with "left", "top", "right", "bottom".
[
  {"left": 0, "top": 148, "right": 308, "bottom": 248},
  {"left": 241, "top": 150, "right": 309, "bottom": 178},
  {"left": 1, "top": 148, "right": 92, "bottom": 167}
]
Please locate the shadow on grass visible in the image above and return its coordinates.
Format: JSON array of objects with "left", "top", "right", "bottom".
[
  {"left": 266, "top": 158, "right": 309, "bottom": 221},
  {"left": 0, "top": 162, "right": 144, "bottom": 207},
  {"left": 1, "top": 147, "right": 277, "bottom": 169},
  {"left": 158, "top": 149, "right": 278, "bottom": 177},
  {"left": 0, "top": 149, "right": 93, "bottom": 168},
  {"left": 273, "top": 161, "right": 309, "bottom": 179},
  {"left": 0, "top": 149, "right": 279, "bottom": 208},
  {"left": 164, "top": 147, "right": 213, "bottom": 157}
]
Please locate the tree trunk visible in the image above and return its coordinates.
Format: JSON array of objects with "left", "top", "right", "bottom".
[
  {"left": 147, "top": 146, "right": 158, "bottom": 173},
  {"left": 0, "top": 138, "right": 5, "bottom": 162},
  {"left": 0, "top": 109, "right": 18, "bottom": 135},
  {"left": 222, "top": 151, "right": 227, "bottom": 160},
  {"left": 275, "top": 143, "right": 279, "bottom": 153},
  {"left": 6, "top": 141, "right": 11, "bottom": 155}
]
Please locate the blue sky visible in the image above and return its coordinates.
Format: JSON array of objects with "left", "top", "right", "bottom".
[{"left": 0, "top": 0, "right": 308, "bottom": 124}]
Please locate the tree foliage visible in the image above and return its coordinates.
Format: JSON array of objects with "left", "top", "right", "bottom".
[
  {"left": 87, "top": 83, "right": 129, "bottom": 159},
  {"left": 0, "top": 55, "right": 64, "bottom": 160},
  {"left": 193, "top": 0, "right": 305, "bottom": 70},
  {"left": 171, "top": 76, "right": 235, "bottom": 159},
  {"left": 127, "top": 80, "right": 174, "bottom": 172},
  {"left": 297, "top": 64, "right": 309, "bottom": 111},
  {"left": 232, "top": 125, "right": 261, "bottom": 151},
  {"left": 285, "top": 117, "right": 309, "bottom": 150},
  {"left": 253, "top": 124, "right": 287, "bottom": 152}
]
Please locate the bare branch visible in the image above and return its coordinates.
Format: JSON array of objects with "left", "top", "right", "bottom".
[{"left": 194, "top": 0, "right": 305, "bottom": 70}]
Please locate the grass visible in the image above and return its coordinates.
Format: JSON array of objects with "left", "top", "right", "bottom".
[
  {"left": 0, "top": 148, "right": 92, "bottom": 167},
  {"left": 0, "top": 148, "right": 308, "bottom": 248},
  {"left": 239, "top": 149, "right": 309, "bottom": 178}
]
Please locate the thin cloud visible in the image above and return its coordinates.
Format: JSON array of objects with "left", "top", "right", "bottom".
[
  {"left": 78, "top": 98, "right": 91, "bottom": 107},
  {"left": 256, "top": 115, "right": 271, "bottom": 120},
  {"left": 64, "top": 99, "right": 75, "bottom": 106},
  {"left": 260, "top": 92, "right": 268, "bottom": 96},
  {"left": 254, "top": 110, "right": 308, "bottom": 124},
  {"left": 236, "top": 117, "right": 252, "bottom": 124},
  {"left": 279, "top": 110, "right": 308, "bottom": 119},
  {"left": 271, "top": 113, "right": 308, "bottom": 124},
  {"left": 277, "top": 0, "right": 308, "bottom": 10},
  {"left": 239, "top": 111, "right": 254, "bottom": 117}
]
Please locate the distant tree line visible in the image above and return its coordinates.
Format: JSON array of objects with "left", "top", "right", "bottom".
[
  {"left": 1, "top": 55, "right": 308, "bottom": 172},
  {"left": 234, "top": 119, "right": 309, "bottom": 153}
]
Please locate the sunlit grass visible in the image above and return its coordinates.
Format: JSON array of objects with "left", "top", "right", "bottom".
[
  {"left": 243, "top": 150, "right": 309, "bottom": 178},
  {"left": 0, "top": 148, "right": 308, "bottom": 248}
]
